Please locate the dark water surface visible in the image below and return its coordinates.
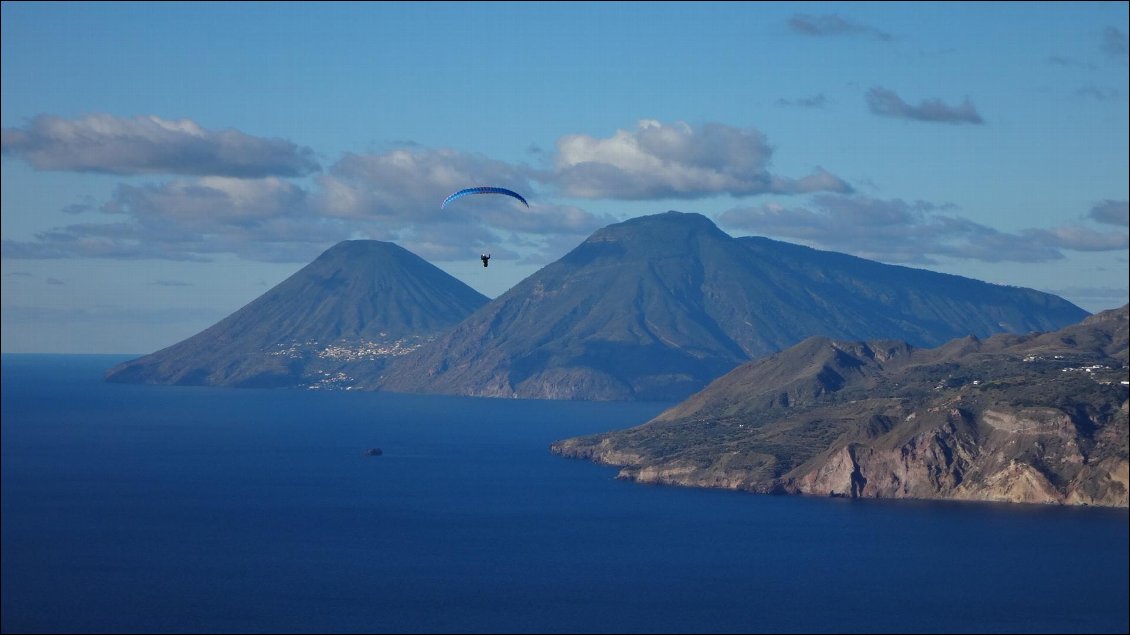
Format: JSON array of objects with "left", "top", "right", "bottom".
[{"left": 2, "top": 355, "right": 1127, "bottom": 634}]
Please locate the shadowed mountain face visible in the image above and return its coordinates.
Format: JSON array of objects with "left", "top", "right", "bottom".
[
  {"left": 374, "top": 211, "right": 1088, "bottom": 401},
  {"left": 104, "top": 240, "right": 488, "bottom": 388},
  {"left": 552, "top": 305, "right": 1129, "bottom": 507}
]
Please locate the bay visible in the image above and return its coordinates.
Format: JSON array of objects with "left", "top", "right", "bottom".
[{"left": 2, "top": 354, "right": 1127, "bottom": 634}]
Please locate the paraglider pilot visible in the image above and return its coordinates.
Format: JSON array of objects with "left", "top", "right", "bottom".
[{"left": 481, "top": 253, "right": 491, "bottom": 267}]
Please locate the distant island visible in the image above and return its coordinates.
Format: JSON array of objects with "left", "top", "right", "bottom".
[
  {"left": 107, "top": 211, "right": 1088, "bottom": 402},
  {"left": 552, "top": 304, "right": 1129, "bottom": 508},
  {"left": 104, "top": 240, "right": 488, "bottom": 390}
]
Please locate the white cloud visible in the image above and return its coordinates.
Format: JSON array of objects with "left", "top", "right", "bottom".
[
  {"left": 103, "top": 176, "right": 309, "bottom": 228},
  {"left": 315, "top": 148, "right": 531, "bottom": 220},
  {"left": 549, "top": 120, "right": 852, "bottom": 199}
]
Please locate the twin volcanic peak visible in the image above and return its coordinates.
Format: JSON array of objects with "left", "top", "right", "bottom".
[
  {"left": 107, "top": 211, "right": 1089, "bottom": 399},
  {"left": 104, "top": 240, "right": 488, "bottom": 389}
]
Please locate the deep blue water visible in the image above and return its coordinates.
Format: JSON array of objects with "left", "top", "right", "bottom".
[{"left": 2, "top": 355, "right": 1127, "bottom": 634}]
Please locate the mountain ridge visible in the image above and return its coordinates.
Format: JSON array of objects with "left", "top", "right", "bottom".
[{"left": 373, "top": 211, "right": 1088, "bottom": 401}]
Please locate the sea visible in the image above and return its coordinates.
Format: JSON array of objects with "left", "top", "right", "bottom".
[{"left": 2, "top": 354, "right": 1127, "bottom": 634}]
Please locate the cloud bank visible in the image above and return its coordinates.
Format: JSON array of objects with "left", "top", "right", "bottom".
[
  {"left": 718, "top": 194, "right": 1127, "bottom": 265},
  {"left": 2, "top": 175, "right": 341, "bottom": 262},
  {"left": 6, "top": 114, "right": 1117, "bottom": 271},
  {"left": 1, "top": 114, "right": 320, "bottom": 177},
  {"left": 1, "top": 142, "right": 612, "bottom": 264}
]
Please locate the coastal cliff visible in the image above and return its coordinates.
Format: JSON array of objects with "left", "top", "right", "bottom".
[{"left": 552, "top": 305, "right": 1129, "bottom": 507}]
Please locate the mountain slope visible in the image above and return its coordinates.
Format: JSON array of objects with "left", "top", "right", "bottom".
[
  {"left": 105, "top": 240, "right": 488, "bottom": 388},
  {"left": 551, "top": 305, "right": 1129, "bottom": 507},
  {"left": 735, "top": 236, "right": 1081, "bottom": 343},
  {"left": 374, "top": 211, "right": 1087, "bottom": 401}
]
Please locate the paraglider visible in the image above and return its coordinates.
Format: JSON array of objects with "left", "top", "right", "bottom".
[
  {"left": 442, "top": 187, "right": 528, "bottom": 268},
  {"left": 441, "top": 186, "right": 529, "bottom": 209}
]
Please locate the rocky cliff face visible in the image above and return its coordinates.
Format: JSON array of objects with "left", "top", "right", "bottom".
[
  {"left": 552, "top": 305, "right": 1129, "bottom": 507},
  {"left": 790, "top": 406, "right": 1127, "bottom": 506}
]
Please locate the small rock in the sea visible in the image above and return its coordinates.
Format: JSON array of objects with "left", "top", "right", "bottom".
[{"left": 364, "top": 447, "right": 383, "bottom": 457}]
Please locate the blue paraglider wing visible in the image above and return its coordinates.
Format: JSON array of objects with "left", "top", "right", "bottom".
[{"left": 441, "top": 186, "right": 529, "bottom": 209}]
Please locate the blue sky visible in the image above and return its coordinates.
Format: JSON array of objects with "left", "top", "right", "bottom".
[{"left": 2, "top": 1, "right": 1127, "bottom": 354}]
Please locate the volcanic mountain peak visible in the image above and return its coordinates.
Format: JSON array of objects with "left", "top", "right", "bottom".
[
  {"left": 104, "top": 239, "right": 488, "bottom": 388},
  {"left": 375, "top": 210, "right": 1088, "bottom": 401}
]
